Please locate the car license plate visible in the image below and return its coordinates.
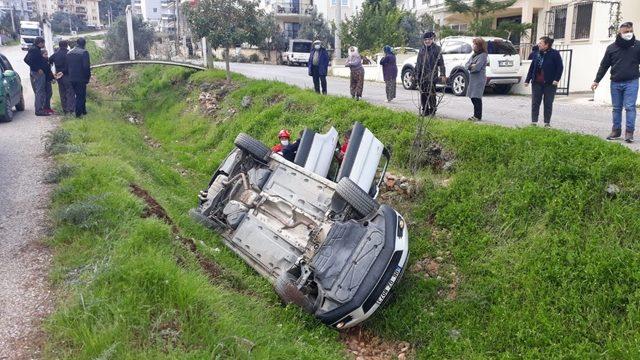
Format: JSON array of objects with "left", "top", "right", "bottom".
[{"left": 499, "top": 60, "right": 514, "bottom": 67}]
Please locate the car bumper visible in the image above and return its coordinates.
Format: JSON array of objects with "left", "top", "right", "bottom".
[{"left": 486, "top": 76, "right": 521, "bottom": 85}]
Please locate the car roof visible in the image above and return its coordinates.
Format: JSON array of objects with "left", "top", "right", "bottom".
[{"left": 442, "top": 36, "right": 509, "bottom": 42}]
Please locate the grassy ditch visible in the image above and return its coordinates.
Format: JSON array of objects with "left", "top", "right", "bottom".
[{"left": 45, "top": 65, "right": 640, "bottom": 359}]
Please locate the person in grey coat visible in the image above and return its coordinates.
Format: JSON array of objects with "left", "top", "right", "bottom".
[{"left": 465, "top": 37, "right": 488, "bottom": 121}]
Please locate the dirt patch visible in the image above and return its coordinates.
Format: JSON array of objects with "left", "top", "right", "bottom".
[
  {"left": 411, "top": 141, "right": 455, "bottom": 172},
  {"left": 340, "top": 326, "right": 412, "bottom": 360},
  {"left": 411, "top": 250, "right": 460, "bottom": 301},
  {"left": 143, "top": 135, "right": 162, "bottom": 149},
  {"left": 266, "top": 94, "right": 285, "bottom": 106},
  {"left": 197, "top": 81, "right": 239, "bottom": 116},
  {"left": 129, "top": 184, "right": 222, "bottom": 280}
]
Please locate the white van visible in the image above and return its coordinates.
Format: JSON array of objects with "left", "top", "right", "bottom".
[
  {"left": 282, "top": 39, "right": 313, "bottom": 66},
  {"left": 401, "top": 36, "right": 522, "bottom": 96},
  {"left": 19, "top": 21, "right": 43, "bottom": 51}
]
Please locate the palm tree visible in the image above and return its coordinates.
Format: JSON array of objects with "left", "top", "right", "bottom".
[{"left": 445, "top": 0, "right": 517, "bottom": 35}]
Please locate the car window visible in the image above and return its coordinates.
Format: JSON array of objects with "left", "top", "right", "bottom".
[
  {"left": 441, "top": 41, "right": 467, "bottom": 55},
  {"left": 488, "top": 40, "right": 517, "bottom": 55},
  {"left": 0, "top": 55, "right": 13, "bottom": 71}
]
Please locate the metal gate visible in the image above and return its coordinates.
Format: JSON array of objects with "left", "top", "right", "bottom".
[{"left": 556, "top": 48, "right": 573, "bottom": 96}]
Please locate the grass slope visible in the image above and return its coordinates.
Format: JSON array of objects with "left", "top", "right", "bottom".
[{"left": 45, "top": 65, "right": 640, "bottom": 359}]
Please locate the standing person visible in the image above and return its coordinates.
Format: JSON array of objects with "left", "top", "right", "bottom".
[
  {"left": 49, "top": 40, "right": 75, "bottom": 114},
  {"left": 345, "top": 46, "right": 364, "bottom": 100},
  {"left": 66, "top": 37, "right": 91, "bottom": 118},
  {"left": 415, "top": 32, "right": 446, "bottom": 116},
  {"left": 23, "top": 36, "right": 50, "bottom": 116},
  {"left": 308, "top": 40, "right": 329, "bottom": 95},
  {"left": 524, "top": 36, "right": 564, "bottom": 127},
  {"left": 465, "top": 38, "right": 488, "bottom": 121},
  {"left": 380, "top": 45, "right": 397, "bottom": 102},
  {"left": 592, "top": 21, "right": 640, "bottom": 143},
  {"left": 41, "top": 49, "right": 55, "bottom": 114}
]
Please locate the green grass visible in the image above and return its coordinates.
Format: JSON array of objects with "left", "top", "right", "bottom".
[{"left": 45, "top": 65, "right": 640, "bottom": 359}]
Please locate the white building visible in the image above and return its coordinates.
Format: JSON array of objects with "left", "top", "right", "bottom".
[
  {"left": 132, "top": 0, "right": 161, "bottom": 25},
  {"left": 0, "top": 0, "right": 36, "bottom": 20},
  {"left": 315, "top": 0, "right": 365, "bottom": 23},
  {"left": 396, "top": 0, "right": 640, "bottom": 103}
]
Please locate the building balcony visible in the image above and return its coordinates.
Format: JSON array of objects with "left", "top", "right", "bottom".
[
  {"left": 271, "top": 1, "right": 314, "bottom": 18},
  {"left": 161, "top": 13, "right": 175, "bottom": 20}
]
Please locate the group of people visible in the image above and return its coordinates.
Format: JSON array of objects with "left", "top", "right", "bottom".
[
  {"left": 23, "top": 36, "right": 92, "bottom": 118},
  {"left": 306, "top": 41, "right": 398, "bottom": 102}
]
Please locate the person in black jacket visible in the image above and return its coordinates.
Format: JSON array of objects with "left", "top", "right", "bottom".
[
  {"left": 23, "top": 36, "right": 50, "bottom": 116},
  {"left": 525, "top": 36, "right": 563, "bottom": 127},
  {"left": 592, "top": 22, "right": 640, "bottom": 143},
  {"left": 66, "top": 37, "right": 91, "bottom": 118},
  {"left": 49, "top": 40, "right": 75, "bottom": 114},
  {"left": 415, "top": 31, "right": 446, "bottom": 116},
  {"left": 41, "top": 49, "right": 56, "bottom": 114}
]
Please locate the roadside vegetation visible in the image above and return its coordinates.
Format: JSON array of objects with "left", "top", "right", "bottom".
[{"left": 44, "top": 64, "right": 640, "bottom": 358}]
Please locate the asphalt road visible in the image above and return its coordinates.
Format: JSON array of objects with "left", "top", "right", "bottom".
[
  {"left": 0, "top": 44, "right": 55, "bottom": 359},
  {"left": 215, "top": 62, "right": 637, "bottom": 150}
]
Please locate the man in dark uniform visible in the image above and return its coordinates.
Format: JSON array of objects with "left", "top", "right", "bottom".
[
  {"left": 23, "top": 36, "right": 50, "bottom": 116},
  {"left": 414, "top": 31, "right": 446, "bottom": 116},
  {"left": 49, "top": 40, "right": 75, "bottom": 114},
  {"left": 66, "top": 37, "right": 91, "bottom": 118}
]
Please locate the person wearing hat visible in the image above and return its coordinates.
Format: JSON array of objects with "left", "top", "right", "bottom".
[
  {"left": 308, "top": 40, "right": 329, "bottom": 95},
  {"left": 272, "top": 129, "right": 291, "bottom": 155},
  {"left": 23, "top": 36, "right": 51, "bottom": 116},
  {"left": 592, "top": 21, "right": 640, "bottom": 143},
  {"left": 415, "top": 31, "right": 446, "bottom": 116},
  {"left": 380, "top": 45, "right": 398, "bottom": 102}
]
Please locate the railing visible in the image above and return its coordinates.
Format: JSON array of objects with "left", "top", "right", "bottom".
[{"left": 271, "top": 1, "right": 314, "bottom": 15}]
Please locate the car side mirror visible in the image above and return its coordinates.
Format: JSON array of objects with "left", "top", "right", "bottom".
[{"left": 3, "top": 70, "right": 16, "bottom": 78}]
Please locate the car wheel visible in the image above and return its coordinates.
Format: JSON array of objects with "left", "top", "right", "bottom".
[
  {"left": 401, "top": 68, "right": 416, "bottom": 90},
  {"left": 493, "top": 84, "right": 512, "bottom": 95},
  {"left": 234, "top": 133, "right": 271, "bottom": 162},
  {"left": 451, "top": 72, "right": 468, "bottom": 96},
  {"left": 0, "top": 96, "right": 13, "bottom": 122},
  {"left": 335, "top": 178, "right": 379, "bottom": 217},
  {"left": 274, "top": 271, "right": 317, "bottom": 314},
  {"left": 15, "top": 93, "right": 25, "bottom": 112}
]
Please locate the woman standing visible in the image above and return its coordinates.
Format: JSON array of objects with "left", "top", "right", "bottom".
[
  {"left": 465, "top": 38, "right": 488, "bottom": 121},
  {"left": 524, "top": 36, "right": 563, "bottom": 127},
  {"left": 345, "top": 46, "right": 364, "bottom": 100},
  {"left": 380, "top": 45, "right": 397, "bottom": 102}
]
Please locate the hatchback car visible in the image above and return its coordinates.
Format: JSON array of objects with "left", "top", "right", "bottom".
[
  {"left": 0, "top": 54, "right": 25, "bottom": 122},
  {"left": 190, "top": 122, "right": 409, "bottom": 329},
  {"left": 401, "top": 36, "right": 522, "bottom": 96}
]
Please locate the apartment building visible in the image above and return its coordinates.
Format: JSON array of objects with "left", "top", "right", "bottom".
[
  {"left": 0, "top": 0, "right": 36, "bottom": 20},
  {"left": 315, "top": 0, "right": 365, "bottom": 23},
  {"left": 36, "top": 0, "right": 101, "bottom": 27}
]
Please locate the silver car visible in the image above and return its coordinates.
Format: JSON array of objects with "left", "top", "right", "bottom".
[{"left": 190, "top": 122, "right": 409, "bottom": 329}]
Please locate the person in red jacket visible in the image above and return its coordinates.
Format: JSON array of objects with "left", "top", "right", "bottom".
[
  {"left": 272, "top": 129, "right": 291, "bottom": 155},
  {"left": 336, "top": 129, "right": 352, "bottom": 163}
]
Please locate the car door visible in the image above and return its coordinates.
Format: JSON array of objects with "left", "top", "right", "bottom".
[
  {"left": 0, "top": 55, "right": 20, "bottom": 104},
  {"left": 440, "top": 41, "right": 471, "bottom": 77}
]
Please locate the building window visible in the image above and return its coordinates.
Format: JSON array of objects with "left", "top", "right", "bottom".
[
  {"left": 572, "top": 2, "right": 593, "bottom": 40},
  {"left": 283, "top": 22, "right": 300, "bottom": 39},
  {"left": 422, "top": 0, "right": 429, "bottom": 4},
  {"left": 330, "top": 0, "right": 347, "bottom": 5},
  {"left": 153, "top": 7, "right": 157, "bottom": 12},
  {"left": 547, "top": 5, "right": 567, "bottom": 39},
  {"left": 450, "top": 23, "right": 468, "bottom": 32}
]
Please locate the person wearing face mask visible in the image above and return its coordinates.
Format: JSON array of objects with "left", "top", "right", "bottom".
[
  {"left": 308, "top": 40, "right": 329, "bottom": 94},
  {"left": 524, "top": 36, "right": 563, "bottom": 127},
  {"left": 465, "top": 37, "right": 488, "bottom": 122},
  {"left": 272, "top": 129, "right": 291, "bottom": 155},
  {"left": 415, "top": 31, "right": 446, "bottom": 116},
  {"left": 380, "top": 45, "right": 397, "bottom": 102},
  {"left": 593, "top": 22, "right": 640, "bottom": 143},
  {"left": 345, "top": 46, "right": 365, "bottom": 100}
]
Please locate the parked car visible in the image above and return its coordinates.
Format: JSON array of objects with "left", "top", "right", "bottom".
[
  {"left": 401, "top": 36, "right": 522, "bottom": 96},
  {"left": 190, "top": 122, "right": 409, "bottom": 329},
  {"left": 0, "top": 54, "right": 25, "bottom": 122},
  {"left": 283, "top": 39, "right": 312, "bottom": 66}
]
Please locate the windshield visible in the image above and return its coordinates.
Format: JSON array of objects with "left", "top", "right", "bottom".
[
  {"left": 488, "top": 40, "right": 517, "bottom": 55},
  {"left": 21, "top": 28, "right": 40, "bottom": 36},
  {"left": 292, "top": 42, "right": 311, "bottom": 53}
]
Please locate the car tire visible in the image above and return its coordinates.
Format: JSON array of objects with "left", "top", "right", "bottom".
[
  {"left": 274, "top": 271, "right": 317, "bottom": 314},
  {"left": 493, "top": 84, "right": 512, "bottom": 95},
  {"left": 335, "top": 177, "right": 379, "bottom": 217},
  {"left": 0, "top": 96, "right": 13, "bottom": 122},
  {"left": 234, "top": 133, "right": 271, "bottom": 162},
  {"left": 15, "top": 93, "right": 25, "bottom": 112},
  {"left": 451, "top": 72, "right": 468, "bottom": 96},
  {"left": 401, "top": 67, "right": 416, "bottom": 90}
]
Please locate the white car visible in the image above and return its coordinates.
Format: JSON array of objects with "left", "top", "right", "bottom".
[
  {"left": 401, "top": 36, "right": 522, "bottom": 96},
  {"left": 190, "top": 122, "right": 409, "bottom": 329},
  {"left": 282, "top": 39, "right": 312, "bottom": 66}
]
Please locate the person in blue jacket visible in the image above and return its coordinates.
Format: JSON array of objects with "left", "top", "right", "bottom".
[
  {"left": 308, "top": 40, "right": 329, "bottom": 94},
  {"left": 525, "top": 36, "right": 564, "bottom": 127}
]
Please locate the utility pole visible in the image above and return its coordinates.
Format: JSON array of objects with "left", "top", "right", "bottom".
[
  {"left": 334, "top": 0, "right": 341, "bottom": 59},
  {"left": 174, "top": 0, "right": 180, "bottom": 56},
  {"left": 10, "top": 5, "right": 15, "bottom": 33}
]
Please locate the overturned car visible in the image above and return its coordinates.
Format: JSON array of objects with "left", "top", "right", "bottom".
[{"left": 190, "top": 122, "right": 409, "bottom": 329}]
